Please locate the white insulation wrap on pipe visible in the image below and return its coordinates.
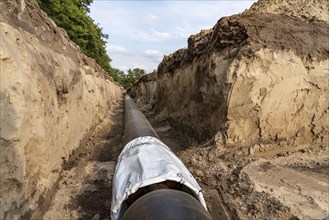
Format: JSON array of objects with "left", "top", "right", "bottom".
[{"left": 111, "top": 136, "right": 207, "bottom": 220}]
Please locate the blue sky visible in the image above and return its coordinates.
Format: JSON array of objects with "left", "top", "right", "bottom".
[{"left": 90, "top": 1, "right": 256, "bottom": 73}]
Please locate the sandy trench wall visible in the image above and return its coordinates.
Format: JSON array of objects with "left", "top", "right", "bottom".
[
  {"left": 132, "top": 49, "right": 328, "bottom": 146},
  {"left": 226, "top": 50, "right": 328, "bottom": 146},
  {"left": 0, "top": 0, "right": 123, "bottom": 219},
  {"left": 130, "top": 10, "right": 329, "bottom": 147},
  {"left": 131, "top": 52, "right": 233, "bottom": 141}
]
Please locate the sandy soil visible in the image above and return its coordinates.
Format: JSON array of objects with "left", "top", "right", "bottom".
[
  {"left": 44, "top": 97, "right": 329, "bottom": 220},
  {"left": 142, "top": 106, "right": 329, "bottom": 220},
  {"left": 43, "top": 96, "right": 124, "bottom": 220}
]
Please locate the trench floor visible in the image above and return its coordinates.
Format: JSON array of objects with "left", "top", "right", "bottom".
[
  {"left": 43, "top": 96, "right": 124, "bottom": 220},
  {"left": 43, "top": 97, "right": 329, "bottom": 220},
  {"left": 43, "top": 96, "right": 232, "bottom": 220}
]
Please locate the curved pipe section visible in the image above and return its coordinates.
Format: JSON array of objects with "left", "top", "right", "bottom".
[{"left": 122, "top": 189, "right": 213, "bottom": 220}]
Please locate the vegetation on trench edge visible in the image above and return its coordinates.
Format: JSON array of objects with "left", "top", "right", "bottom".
[{"left": 37, "top": 0, "right": 145, "bottom": 89}]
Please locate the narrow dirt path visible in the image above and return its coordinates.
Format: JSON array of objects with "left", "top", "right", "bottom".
[{"left": 43, "top": 96, "right": 125, "bottom": 220}]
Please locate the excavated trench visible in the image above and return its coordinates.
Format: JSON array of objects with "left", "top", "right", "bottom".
[
  {"left": 43, "top": 94, "right": 329, "bottom": 220},
  {"left": 42, "top": 95, "right": 228, "bottom": 220},
  {"left": 43, "top": 93, "right": 236, "bottom": 220},
  {"left": 3, "top": 0, "right": 328, "bottom": 219}
]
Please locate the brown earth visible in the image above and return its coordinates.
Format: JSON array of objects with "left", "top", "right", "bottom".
[
  {"left": 1, "top": 0, "right": 329, "bottom": 219},
  {"left": 141, "top": 105, "right": 329, "bottom": 220},
  {"left": 44, "top": 98, "right": 329, "bottom": 219},
  {"left": 43, "top": 95, "right": 124, "bottom": 220},
  {"left": 157, "top": 13, "right": 329, "bottom": 76},
  {"left": 130, "top": 11, "right": 329, "bottom": 145},
  {"left": 246, "top": 0, "right": 329, "bottom": 23},
  {"left": 0, "top": 0, "right": 123, "bottom": 218},
  {"left": 128, "top": 0, "right": 329, "bottom": 219}
]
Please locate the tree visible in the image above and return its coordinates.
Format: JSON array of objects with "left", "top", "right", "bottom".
[
  {"left": 113, "top": 68, "right": 146, "bottom": 89},
  {"left": 37, "top": 0, "right": 114, "bottom": 76},
  {"left": 37, "top": 0, "right": 147, "bottom": 88}
]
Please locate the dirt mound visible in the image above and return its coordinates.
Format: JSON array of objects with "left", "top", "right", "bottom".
[
  {"left": 157, "top": 13, "right": 328, "bottom": 75},
  {"left": 0, "top": 0, "right": 122, "bottom": 219},
  {"left": 247, "top": 0, "right": 329, "bottom": 22}
]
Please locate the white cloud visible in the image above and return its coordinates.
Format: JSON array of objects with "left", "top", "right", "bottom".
[
  {"left": 143, "top": 14, "right": 157, "bottom": 26},
  {"left": 107, "top": 45, "right": 126, "bottom": 53},
  {"left": 136, "top": 29, "right": 172, "bottom": 41},
  {"left": 110, "top": 53, "right": 159, "bottom": 74},
  {"left": 173, "top": 26, "right": 201, "bottom": 38},
  {"left": 144, "top": 49, "right": 162, "bottom": 57},
  {"left": 90, "top": 1, "right": 257, "bottom": 74},
  {"left": 153, "top": 30, "right": 171, "bottom": 40},
  {"left": 144, "top": 49, "right": 163, "bottom": 61},
  {"left": 132, "top": 63, "right": 147, "bottom": 70}
]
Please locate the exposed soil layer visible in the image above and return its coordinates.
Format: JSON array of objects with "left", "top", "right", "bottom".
[
  {"left": 247, "top": 0, "right": 329, "bottom": 23},
  {"left": 43, "top": 96, "right": 124, "bottom": 220},
  {"left": 3, "top": 0, "right": 328, "bottom": 219},
  {"left": 44, "top": 96, "right": 329, "bottom": 220},
  {"left": 44, "top": 97, "right": 236, "bottom": 220},
  {"left": 1, "top": 0, "right": 123, "bottom": 218},
  {"left": 130, "top": 7, "right": 329, "bottom": 146},
  {"left": 141, "top": 107, "right": 329, "bottom": 220},
  {"left": 157, "top": 13, "right": 329, "bottom": 75}
]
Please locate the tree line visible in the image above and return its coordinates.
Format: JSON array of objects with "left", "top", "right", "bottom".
[
  {"left": 112, "top": 68, "right": 145, "bottom": 89},
  {"left": 37, "top": 0, "right": 145, "bottom": 88}
]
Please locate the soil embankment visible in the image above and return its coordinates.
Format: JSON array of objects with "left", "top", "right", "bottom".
[
  {"left": 0, "top": 0, "right": 123, "bottom": 219},
  {"left": 1, "top": 0, "right": 328, "bottom": 219},
  {"left": 129, "top": 0, "right": 329, "bottom": 219},
  {"left": 43, "top": 96, "right": 124, "bottom": 220},
  {"left": 130, "top": 7, "right": 329, "bottom": 145},
  {"left": 141, "top": 106, "right": 329, "bottom": 220},
  {"left": 44, "top": 101, "right": 329, "bottom": 220}
]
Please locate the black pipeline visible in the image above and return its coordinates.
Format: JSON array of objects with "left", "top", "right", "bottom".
[
  {"left": 123, "top": 95, "right": 159, "bottom": 145},
  {"left": 113, "top": 95, "right": 212, "bottom": 220}
]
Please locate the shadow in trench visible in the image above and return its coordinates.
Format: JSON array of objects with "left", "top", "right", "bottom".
[
  {"left": 74, "top": 165, "right": 114, "bottom": 220},
  {"left": 73, "top": 96, "right": 125, "bottom": 220}
]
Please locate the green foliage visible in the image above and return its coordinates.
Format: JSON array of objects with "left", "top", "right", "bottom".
[
  {"left": 37, "top": 0, "right": 114, "bottom": 76},
  {"left": 113, "top": 68, "right": 146, "bottom": 89},
  {"left": 37, "top": 0, "right": 147, "bottom": 88}
]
